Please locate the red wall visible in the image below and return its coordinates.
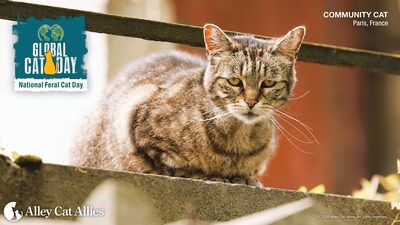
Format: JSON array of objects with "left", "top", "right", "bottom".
[{"left": 173, "top": 0, "right": 367, "bottom": 194}]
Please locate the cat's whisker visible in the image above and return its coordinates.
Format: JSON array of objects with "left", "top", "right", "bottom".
[
  {"left": 289, "top": 89, "right": 312, "bottom": 101},
  {"left": 269, "top": 116, "right": 314, "bottom": 155},
  {"left": 189, "top": 104, "right": 236, "bottom": 126},
  {"left": 263, "top": 105, "right": 313, "bottom": 131},
  {"left": 274, "top": 110, "right": 319, "bottom": 144},
  {"left": 204, "top": 112, "right": 234, "bottom": 128},
  {"left": 198, "top": 107, "right": 221, "bottom": 116},
  {"left": 199, "top": 104, "right": 232, "bottom": 117},
  {"left": 279, "top": 109, "right": 313, "bottom": 123},
  {"left": 273, "top": 113, "right": 316, "bottom": 144},
  {"left": 190, "top": 111, "right": 231, "bottom": 123},
  {"left": 277, "top": 109, "right": 314, "bottom": 131},
  {"left": 264, "top": 104, "right": 314, "bottom": 131},
  {"left": 262, "top": 104, "right": 318, "bottom": 145}
]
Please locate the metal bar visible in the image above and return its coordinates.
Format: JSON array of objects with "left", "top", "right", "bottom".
[{"left": 1, "top": 1, "right": 400, "bottom": 74}]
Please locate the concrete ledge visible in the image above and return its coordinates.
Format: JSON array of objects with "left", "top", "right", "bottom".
[{"left": 0, "top": 156, "right": 398, "bottom": 224}]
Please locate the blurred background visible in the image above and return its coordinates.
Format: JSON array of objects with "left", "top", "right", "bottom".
[{"left": 0, "top": 0, "right": 399, "bottom": 195}]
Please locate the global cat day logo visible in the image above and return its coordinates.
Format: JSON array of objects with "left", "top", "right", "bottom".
[{"left": 13, "top": 16, "right": 87, "bottom": 92}]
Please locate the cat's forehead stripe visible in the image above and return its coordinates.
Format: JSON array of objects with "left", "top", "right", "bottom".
[{"left": 233, "top": 48, "right": 266, "bottom": 82}]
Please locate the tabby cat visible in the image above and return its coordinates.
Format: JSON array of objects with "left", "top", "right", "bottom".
[{"left": 71, "top": 24, "right": 306, "bottom": 186}]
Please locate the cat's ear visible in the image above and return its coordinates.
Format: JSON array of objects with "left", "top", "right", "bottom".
[
  {"left": 272, "top": 26, "right": 306, "bottom": 58},
  {"left": 203, "top": 24, "right": 233, "bottom": 57}
]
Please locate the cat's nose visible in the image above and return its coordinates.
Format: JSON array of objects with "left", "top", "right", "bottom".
[
  {"left": 245, "top": 99, "right": 258, "bottom": 109},
  {"left": 244, "top": 89, "right": 259, "bottom": 109}
]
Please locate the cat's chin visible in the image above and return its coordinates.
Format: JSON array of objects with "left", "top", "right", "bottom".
[{"left": 234, "top": 112, "right": 267, "bottom": 125}]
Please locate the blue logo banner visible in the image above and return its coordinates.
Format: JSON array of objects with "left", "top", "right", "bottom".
[{"left": 13, "top": 16, "right": 87, "bottom": 92}]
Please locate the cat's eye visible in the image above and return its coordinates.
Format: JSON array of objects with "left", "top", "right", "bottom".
[
  {"left": 227, "top": 78, "right": 242, "bottom": 87},
  {"left": 261, "top": 80, "right": 277, "bottom": 88}
]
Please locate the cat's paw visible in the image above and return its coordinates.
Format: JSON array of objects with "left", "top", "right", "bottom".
[
  {"left": 209, "top": 177, "right": 230, "bottom": 183},
  {"left": 231, "top": 177, "right": 261, "bottom": 186},
  {"left": 231, "top": 177, "right": 247, "bottom": 184},
  {"left": 246, "top": 177, "right": 262, "bottom": 187}
]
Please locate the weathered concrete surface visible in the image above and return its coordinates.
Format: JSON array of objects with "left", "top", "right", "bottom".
[{"left": 0, "top": 156, "right": 398, "bottom": 224}]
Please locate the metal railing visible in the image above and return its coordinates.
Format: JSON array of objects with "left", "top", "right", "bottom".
[{"left": 0, "top": 1, "right": 400, "bottom": 74}]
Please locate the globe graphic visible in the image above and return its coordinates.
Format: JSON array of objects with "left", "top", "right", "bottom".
[{"left": 38, "top": 24, "right": 64, "bottom": 41}]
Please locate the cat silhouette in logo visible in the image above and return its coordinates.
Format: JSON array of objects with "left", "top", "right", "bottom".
[
  {"left": 11, "top": 206, "right": 23, "bottom": 221},
  {"left": 44, "top": 50, "right": 58, "bottom": 75}
]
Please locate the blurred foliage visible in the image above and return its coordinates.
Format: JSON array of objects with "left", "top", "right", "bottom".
[
  {"left": 0, "top": 147, "right": 42, "bottom": 170},
  {"left": 298, "top": 184, "right": 326, "bottom": 194},
  {"left": 352, "top": 174, "right": 400, "bottom": 202},
  {"left": 352, "top": 159, "right": 400, "bottom": 212},
  {"left": 11, "top": 150, "right": 20, "bottom": 160},
  {"left": 298, "top": 160, "right": 400, "bottom": 207}
]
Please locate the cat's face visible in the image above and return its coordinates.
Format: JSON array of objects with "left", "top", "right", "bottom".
[{"left": 203, "top": 24, "right": 305, "bottom": 124}]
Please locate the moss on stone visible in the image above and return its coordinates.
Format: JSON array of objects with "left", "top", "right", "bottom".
[
  {"left": 0, "top": 153, "right": 11, "bottom": 163},
  {"left": 14, "top": 155, "right": 42, "bottom": 170}
]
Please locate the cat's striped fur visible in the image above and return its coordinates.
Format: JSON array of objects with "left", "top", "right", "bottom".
[{"left": 71, "top": 24, "right": 305, "bottom": 186}]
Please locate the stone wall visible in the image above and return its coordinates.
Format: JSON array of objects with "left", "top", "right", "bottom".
[{"left": 0, "top": 156, "right": 398, "bottom": 224}]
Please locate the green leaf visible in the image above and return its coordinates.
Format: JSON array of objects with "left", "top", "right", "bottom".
[
  {"left": 310, "top": 184, "right": 326, "bottom": 194},
  {"left": 11, "top": 151, "right": 20, "bottom": 160}
]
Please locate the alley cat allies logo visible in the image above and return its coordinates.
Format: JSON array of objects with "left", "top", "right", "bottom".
[
  {"left": 13, "top": 16, "right": 87, "bottom": 92},
  {"left": 3, "top": 201, "right": 23, "bottom": 222},
  {"left": 2, "top": 201, "right": 105, "bottom": 222}
]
